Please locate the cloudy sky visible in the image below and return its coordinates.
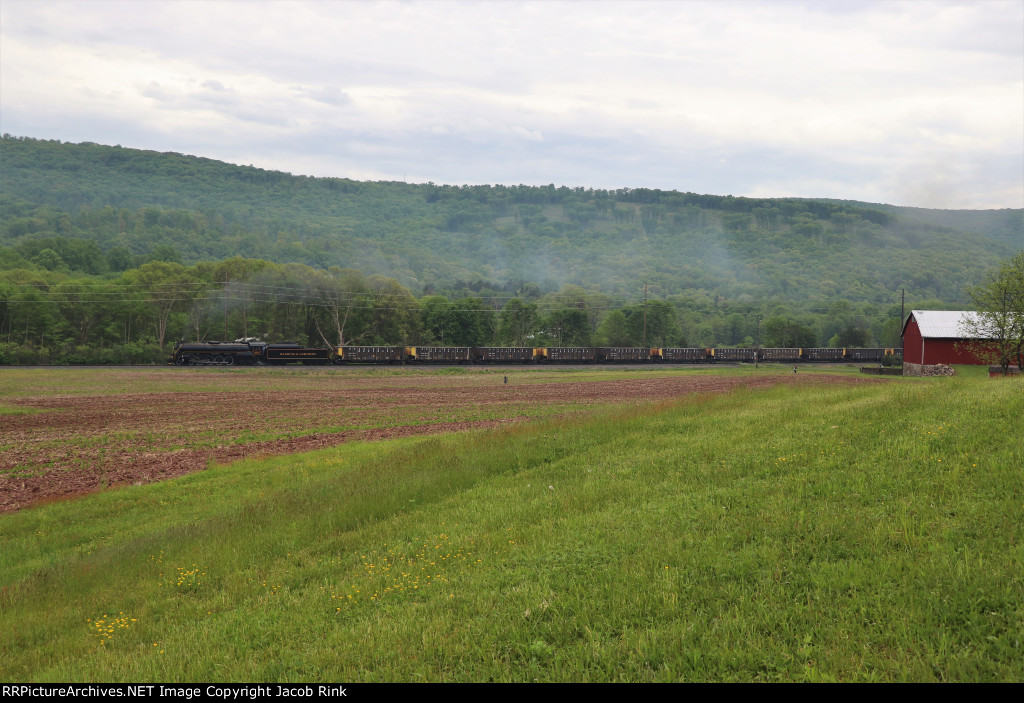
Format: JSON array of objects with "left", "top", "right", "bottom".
[{"left": 1, "top": 0, "right": 1021, "bottom": 209}]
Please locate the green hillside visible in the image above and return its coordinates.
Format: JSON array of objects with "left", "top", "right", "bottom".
[
  {"left": 3, "top": 136, "right": 1020, "bottom": 302},
  {"left": 1, "top": 135, "right": 1022, "bottom": 363}
]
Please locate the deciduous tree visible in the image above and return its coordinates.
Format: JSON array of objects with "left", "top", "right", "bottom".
[
  {"left": 498, "top": 298, "right": 538, "bottom": 346},
  {"left": 960, "top": 252, "right": 1024, "bottom": 374}
]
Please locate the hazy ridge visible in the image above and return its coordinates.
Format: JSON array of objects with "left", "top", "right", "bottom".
[{"left": 2, "top": 135, "right": 1021, "bottom": 307}]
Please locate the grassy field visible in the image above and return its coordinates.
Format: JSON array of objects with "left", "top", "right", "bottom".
[
  {"left": 0, "top": 368, "right": 1021, "bottom": 681},
  {"left": 2, "top": 363, "right": 820, "bottom": 512},
  {"left": 0, "top": 364, "right": 743, "bottom": 399}
]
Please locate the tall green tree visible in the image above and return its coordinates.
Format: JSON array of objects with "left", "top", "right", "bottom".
[
  {"left": 449, "top": 297, "right": 495, "bottom": 346},
  {"left": 833, "top": 324, "right": 870, "bottom": 348},
  {"left": 122, "top": 261, "right": 199, "bottom": 350},
  {"left": 498, "top": 298, "right": 538, "bottom": 346},
  {"left": 52, "top": 279, "right": 107, "bottom": 346},
  {"left": 419, "top": 295, "right": 454, "bottom": 345},
  {"left": 308, "top": 267, "right": 371, "bottom": 347},
  {"left": 596, "top": 309, "right": 633, "bottom": 346},
  {"left": 960, "top": 252, "right": 1024, "bottom": 374},
  {"left": 365, "top": 275, "right": 420, "bottom": 344},
  {"left": 763, "top": 316, "right": 818, "bottom": 348},
  {"left": 622, "top": 300, "right": 682, "bottom": 347},
  {"left": 543, "top": 308, "right": 591, "bottom": 346}
]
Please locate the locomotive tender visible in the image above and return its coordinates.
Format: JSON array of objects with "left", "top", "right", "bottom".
[{"left": 170, "top": 340, "right": 899, "bottom": 366}]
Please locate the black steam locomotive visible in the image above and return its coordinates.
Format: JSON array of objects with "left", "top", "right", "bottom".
[{"left": 170, "top": 341, "right": 331, "bottom": 366}]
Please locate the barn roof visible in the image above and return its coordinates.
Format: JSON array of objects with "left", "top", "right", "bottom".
[{"left": 903, "top": 310, "right": 994, "bottom": 339}]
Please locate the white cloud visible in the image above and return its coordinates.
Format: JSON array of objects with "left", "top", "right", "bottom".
[
  {"left": 305, "top": 85, "right": 352, "bottom": 106},
  {"left": 0, "top": 0, "right": 1021, "bottom": 208}
]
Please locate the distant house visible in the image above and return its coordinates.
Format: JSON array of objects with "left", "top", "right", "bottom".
[{"left": 900, "top": 310, "right": 992, "bottom": 365}]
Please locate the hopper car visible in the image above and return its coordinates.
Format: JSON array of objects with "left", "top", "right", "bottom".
[{"left": 472, "top": 347, "right": 535, "bottom": 363}]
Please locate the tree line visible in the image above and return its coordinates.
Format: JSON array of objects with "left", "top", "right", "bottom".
[{"left": 0, "top": 256, "right": 916, "bottom": 365}]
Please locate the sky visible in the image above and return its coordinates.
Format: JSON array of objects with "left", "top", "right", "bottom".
[{"left": 1, "top": 0, "right": 1022, "bottom": 209}]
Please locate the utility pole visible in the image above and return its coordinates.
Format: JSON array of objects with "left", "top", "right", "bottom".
[
  {"left": 223, "top": 276, "right": 229, "bottom": 341},
  {"left": 755, "top": 315, "right": 761, "bottom": 368},
  {"left": 643, "top": 282, "right": 648, "bottom": 348},
  {"left": 901, "top": 288, "right": 905, "bottom": 327}
]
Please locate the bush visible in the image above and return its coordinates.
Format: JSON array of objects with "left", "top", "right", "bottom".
[{"left": 0, "top": 342, "right": 17, "bottom": 365}]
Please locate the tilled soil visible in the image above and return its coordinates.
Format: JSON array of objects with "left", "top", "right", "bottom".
[{"left": 0, "top": 371, "right": 873, "bottom": 513}]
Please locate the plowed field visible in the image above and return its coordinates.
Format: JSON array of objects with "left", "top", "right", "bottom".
[{"left": 0, "top": 367, "right": 876, "bottom": 512}]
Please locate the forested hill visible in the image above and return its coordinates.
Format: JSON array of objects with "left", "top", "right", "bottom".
[{"left": 2, "top": 135, "right": 1021, "bottom": 304}]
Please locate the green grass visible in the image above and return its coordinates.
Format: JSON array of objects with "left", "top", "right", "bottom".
[
  {"left": 0, "top": 403, "right": 42, "bottom": 415},
  {"left": 1, "top": 372, "right": 1021, "bottom": 681}
]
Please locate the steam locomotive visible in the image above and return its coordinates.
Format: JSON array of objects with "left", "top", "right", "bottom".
[{"left": 169, "top": 340, "right": 900, "bottom": 366}]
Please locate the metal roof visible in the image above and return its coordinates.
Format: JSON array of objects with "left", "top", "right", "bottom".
[{"left": 907, "top": 310, "right": 994, "bottom": 339}]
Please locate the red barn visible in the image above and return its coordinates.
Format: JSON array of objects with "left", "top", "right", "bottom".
[{"left": 901, "top": 310, "right": 992, "bottom": 365}]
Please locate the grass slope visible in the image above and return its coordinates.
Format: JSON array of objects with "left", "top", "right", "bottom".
[{"left": 1, "top": 372, "right": 1021, "bottom": 681}]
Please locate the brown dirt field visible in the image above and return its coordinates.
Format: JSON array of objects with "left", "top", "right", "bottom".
[{"left": 0, "top": 371, "right": 878, "bottom": 513}]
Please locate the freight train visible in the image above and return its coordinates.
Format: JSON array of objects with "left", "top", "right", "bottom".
[{"left": 169, "top": 340, "right": 900, "bottom": 366}]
